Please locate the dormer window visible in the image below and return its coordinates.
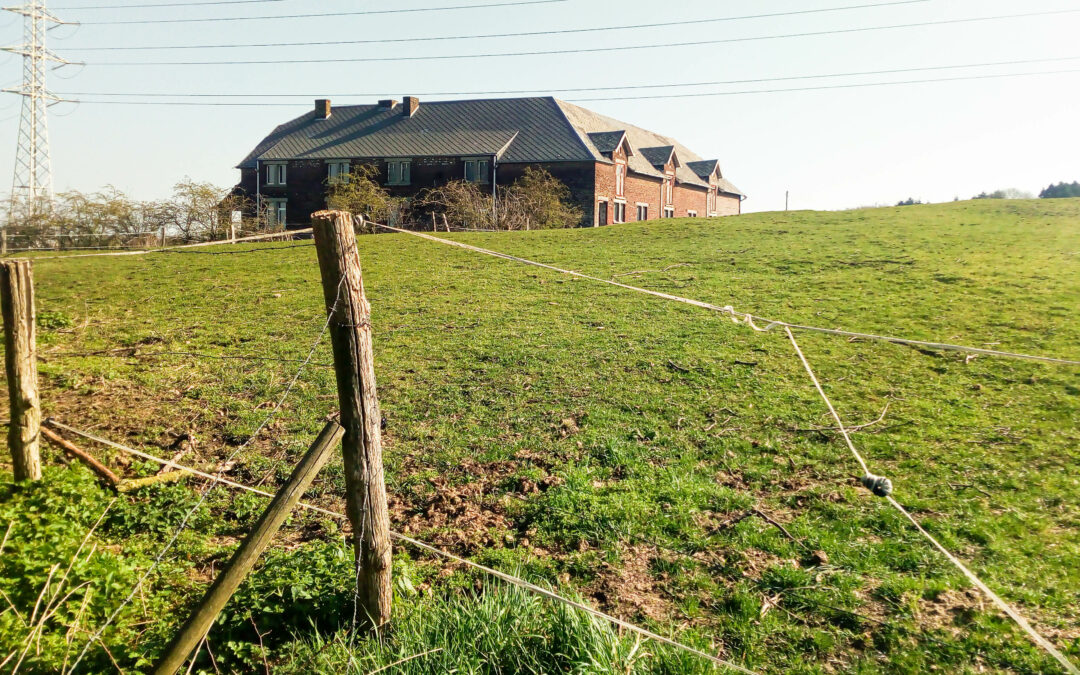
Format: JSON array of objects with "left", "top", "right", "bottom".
[{"left": 265, "top": 163, "right": 287, "bottom": 186}]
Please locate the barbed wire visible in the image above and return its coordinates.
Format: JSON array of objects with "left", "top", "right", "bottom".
[{"left": 65, "top": 278, "right": 344, "bottom": 674}]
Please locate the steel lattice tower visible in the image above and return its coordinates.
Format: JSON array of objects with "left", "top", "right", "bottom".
[{"left": 3, "top": 1, "right": 70, "bottom": 220}]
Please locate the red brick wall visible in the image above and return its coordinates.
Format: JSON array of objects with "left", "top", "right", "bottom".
[
  {"left": 594, "top": 161, "right": 734, "bottom": 224},
  {"left": 715, "top": 192, "right": 742, "bottom": 216},
  {"left": 594, "top": 161, "right": 667, "bottom": 225},
  {"left": 235, "top": 156, "right": 738, "bottom": 228}
]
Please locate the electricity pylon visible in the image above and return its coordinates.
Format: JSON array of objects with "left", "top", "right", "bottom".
[{"left": 3, "top": 1, "right": 73, "bottom": 222}]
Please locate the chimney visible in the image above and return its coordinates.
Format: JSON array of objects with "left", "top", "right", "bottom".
[
  {"left": 402, "top": 96, "right": 420, "bottom": 117},
  {"left": 378, "top": 99, "right": 398, "bottom": 109},
  {"left": 314, "top": 99, "right": 331, "bottom": 120}
]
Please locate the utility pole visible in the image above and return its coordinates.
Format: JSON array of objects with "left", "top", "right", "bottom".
[
  {"left": 2, "top": 1, "right": 75, "bottom": 224},
  {"left": 785, "top": 191, "right": 789, "bottom": 212}
]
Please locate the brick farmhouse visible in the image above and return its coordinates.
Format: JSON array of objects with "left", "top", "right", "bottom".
[{"left": 235, "top": 96, "right": 744, "bottom": 228}]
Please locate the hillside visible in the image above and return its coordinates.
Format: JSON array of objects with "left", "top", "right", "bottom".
[{"left": 2, "top": 199, "right": 1079, "bottom": 673}]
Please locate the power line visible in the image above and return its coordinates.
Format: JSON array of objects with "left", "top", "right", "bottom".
[
  {"left": 59, "top": 68, "right": 1080, "bottom": 107},
  {"left": 63, "top": 0, "right": 930, "bottom": 51},
  {"left": 75, "top": 0, "right": 567, "bottom": 24},
  {"left": 56, "top": 0, "right": 289, "bottom": 9},
  {"left": 82, "top": 8, "right": 1080, "bottom": 66},
  {"left": 572, "top": 68, "right": 1080, "bottom": 102},
  {"left": 54, "top": 55, "right": 1080, "bottom": 99}
]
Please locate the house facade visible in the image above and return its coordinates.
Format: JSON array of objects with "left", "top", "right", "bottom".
[{"left": 234, "top": 96, "right": 744, "bottom": 228}]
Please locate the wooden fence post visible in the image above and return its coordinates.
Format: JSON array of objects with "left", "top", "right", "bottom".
[
  {"left": 1, "top": 260, "right": 41, "bottom": 481},
  {"left": 1, "top": 229, "right": 7, "bottom": 256},
  {"left": 310, "top": 209, "right": 392, "bottom": 630},
  {"left": 152, "top": 421, "right": 345, "bottom": 675},
  {"left": 159, "top": 226, "right": 166, "bottom": 249}
]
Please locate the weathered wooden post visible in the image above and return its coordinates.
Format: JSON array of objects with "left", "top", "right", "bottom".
[
  {"left": 1, "top": 229, "right": 7, "bottom": 255},
  {"left": 310, "top": 209, "right": 392, "bottom": 630},
  {"left": 1, "top": 260, "right": 41, "bottom": 481},
  {"left": 431, "top": 212, "right": 437, "bottom": 232},
  {"left": 159, "top": 226, "right": 166, "bottom": 249},
  {"left": 152, "top": 421, "right": 345, "bottom": 675}
]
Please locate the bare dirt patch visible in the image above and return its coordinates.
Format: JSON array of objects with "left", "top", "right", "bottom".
[{"left": 588, "top": 544, "right": 675, "bottom": 623}]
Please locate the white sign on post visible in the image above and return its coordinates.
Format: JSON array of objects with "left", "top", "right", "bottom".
[{"left": 230, "top": 210, "right": 242, "bottom": 224}]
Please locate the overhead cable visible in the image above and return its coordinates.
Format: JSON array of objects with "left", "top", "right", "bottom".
[{"left": 83, "top": 9, "right": 1080, "bottom": 65}]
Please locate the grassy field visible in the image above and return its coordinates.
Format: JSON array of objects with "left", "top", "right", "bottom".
[{"left": 1, "top": 198, "right": 1078, "bottom": 673}]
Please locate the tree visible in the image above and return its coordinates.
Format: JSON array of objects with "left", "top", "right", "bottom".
[
  {"left": 414, "top": 180, "right": 495, "bottom": 230},
  {"left": 325, "top": 165, "right": 403, "bottom": 226},
  {"left": 973, "top": 188, "right": 1033, "bottom": 200},
  {"left": 497, "top": 167, "right": 583, "bottom": 230},
  {"left": 1039, "top": 182, "right": 1080, "bottom": 199},
  {"left": 896, "top": 198, "right": 923, "bottom": 206},
  {"left": 417, "top": 167, "right": 582, "bottom": 231}
]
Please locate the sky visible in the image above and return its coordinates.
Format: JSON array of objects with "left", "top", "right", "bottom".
[{"left": 0, "top": 0, "right": 1078, "bottom": 213}]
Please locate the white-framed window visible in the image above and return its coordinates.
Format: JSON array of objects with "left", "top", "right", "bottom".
[
  {"left": 267, "top": 198, "right": 287, "bottom": 226},
  {"left": 663, "top": 207, "right": 675, "bottom": 219},
  {"left": 387, "top": 160, "right": 411, "bottom": 185},
  {"left": 613, "top": 201, "right": 626, "bottom": 224},
  {"left": 636, "top": 204, "right": 648, "bottom": 221},
  {"left": 615, "top": 163, "right": 626, "bottom": 196},
  {"left": 265, "top": 163, "right": 287, "bottom": 186},
  {"left": 597, "top": 199, "right": 609, "bottom": 226},
  {"left": 687, "top": 210, "right": 698, "bottom": 218},
  {"left": 664, "top": 179, "right": 673, "bottom": 205},
  {"left": 464, "top": 158, "right": 490, "bottom": 183},
  {"left": 328, "top": 161, "right": 350, "bottom": 183}
]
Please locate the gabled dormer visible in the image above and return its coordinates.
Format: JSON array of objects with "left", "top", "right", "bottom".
[
  {"left": 588, "top": 131, "right": 634, "bottom": 162},
  {"left": 640, "top": 145, "right": 681, "bottom": 175},
  {"left": 687, "top": 159, "right": 723, "bottom": 185}
]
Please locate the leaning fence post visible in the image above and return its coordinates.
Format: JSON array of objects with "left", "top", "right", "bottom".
[
  {"left": 1, "top": 260, "right": 41, "bottom": 481},
  {"left": 152, "top": 421, "right": 345, "bottom": 675},
  {"left": 311, "top": 209, "right": 392, "bottom": 630}
]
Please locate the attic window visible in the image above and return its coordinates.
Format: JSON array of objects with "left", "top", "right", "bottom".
[
  {"left": 387, "top": 160, "right": 411, "bottom": 186},
  {"left": 328, "top": 161, "right": 350, "bottom": 183},
  {"left": 615, "top": 164, "right": 625, "bottom": 196},
  {"left": 265, "top": 163, "right": 286, "bottom": 186},
  {"left": 464, "top": 159, "right": 490, "bottom": 184}
]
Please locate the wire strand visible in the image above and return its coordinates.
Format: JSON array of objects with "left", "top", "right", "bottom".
[
  {"left": 65, "top": 281, "right": 342, "bottom": 674},
  {"left": 54, "top": 55, "right": 1080, "bottom": 98},
  {"left": 77, "top": 0, "right": 567, "bottom": 24},
  {"left": 46, "top": 420, "right": 759, "bottom": 675},
  {"left": 83, "top": 9, "right": 1080, "bottom": 65},
  {"left": 64, "top": 0, "right": 928, "bottom": 50},
  {"left": 374, "top": 224, "right": 1080, "bottom": 366},
  {"left": 783, "top": 327, "right": 1079, "bottom": 675}
]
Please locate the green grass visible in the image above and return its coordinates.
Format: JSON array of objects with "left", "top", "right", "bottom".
[{"left": 2, "top": 198, "right": 1079, "bottom": 673}]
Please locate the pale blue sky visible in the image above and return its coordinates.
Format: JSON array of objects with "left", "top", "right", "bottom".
[{"left": 2, "top": 0, "right": 1078, "bottom": 212}]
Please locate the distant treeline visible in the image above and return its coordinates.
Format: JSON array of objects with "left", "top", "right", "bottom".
[{"left": 1038, "top": 182, "right": 1080, "bottom": 199}]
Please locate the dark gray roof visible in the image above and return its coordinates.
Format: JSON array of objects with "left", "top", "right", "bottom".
[
  {"left": 237, "top": 96, "right": 743, "bottom": 196},
  {"left": 239, "top": 97, "right": 590, "bottom": 168},
  {"left": 639, "top": 145, "right": 677, "bottom": 169},
  {"left": 586, "top": 130, "right": 627, "bottom": 154},
  {"left": 687, "top": 159, "right": 719, "bottom": 180}
]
